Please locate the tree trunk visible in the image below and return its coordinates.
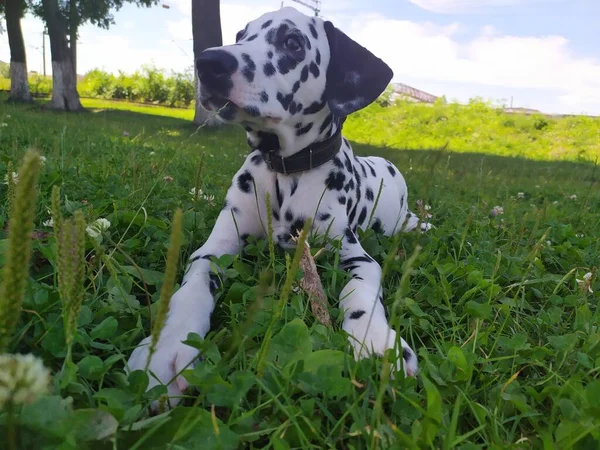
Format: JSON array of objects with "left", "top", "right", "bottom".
[
  {"left": 5, "top": 0, "right": 33, "bottom": 103},
  {"left": 41, "top": 0, "right": 84, "bottom": 112},
  {"left": 69, "top": 0, "right": 77, "bottom": 77},
  {"left": 192, "top": 0, "right": 223, "bottom": 126}
]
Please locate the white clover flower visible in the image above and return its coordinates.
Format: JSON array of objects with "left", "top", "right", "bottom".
[
  {"left": 3, "top": 172, "right": 19, "bottom": 185},
  {"left": 569, "top": 194, "right": 578, "bottom": 200},
  {"left": 40, "top": 156, "right": 47, "bottom": 164},
  {"left": 576, "top": 272, "right": 593, "bottom": 294},
  {"left": 149, "top": 151, "right": 155, "bottom": 156},
  {"left": 163, "top": 175, "right": 174, "bottom": 182},
  {"left": 553, "top": 201, "right": 559, "bottom": 205},
  {"left": 86, "top": 218, "right": 111, "bottom": 242},
  {"left": 43, "top": 218, "right": 54, "bottom": 228},
  {"left": 0, "top": 353, "right": 50, "bottom": 408},
  {"left": 517, "top": 192, "right": 525, "bottom": 199},
  {"left": 490, "top": 206, "right": 504, "bottom": 217},
  {"left": 190, "top": 187, "right": 203, "bottom": 199},
  {"left": 0, "top": 123, "right": 8, "bottom": 128}
]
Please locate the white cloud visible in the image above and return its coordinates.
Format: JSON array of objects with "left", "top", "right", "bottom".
[
  {"left": 343, "top": 15, "right": 600, "bottom": 114},
  {"left": 407, "top": 0, "right": 565, "bottom": 14},
  {"left": 1, "top": 1, "right": 598, "bottom": 115}
]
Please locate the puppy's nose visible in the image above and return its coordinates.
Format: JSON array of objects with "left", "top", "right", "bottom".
[{"left": 196, "top": 49, "right": 238, "bottom": 81}]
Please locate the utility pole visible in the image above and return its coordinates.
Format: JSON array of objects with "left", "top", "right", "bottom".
[
  {"left": 291, "top": 0, "right": 321, "bottom": 16},
  {"left": 42, "top": 28, "right": 47, "bottom": 77}
]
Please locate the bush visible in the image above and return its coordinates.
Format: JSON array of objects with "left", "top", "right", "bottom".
[
  {"left": 78, "top": 69, "right": 115, "bottom": 99},
  {"left": 76, "top": 65, "right": 195, "bottom": 107}
]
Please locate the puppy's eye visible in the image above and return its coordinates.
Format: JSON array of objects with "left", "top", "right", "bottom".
[{"left": 285, "top": 36, "right": 302, "bottom": 52}]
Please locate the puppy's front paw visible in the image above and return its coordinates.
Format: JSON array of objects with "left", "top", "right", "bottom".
[
  {"left": 127, "top": 329, "right": 200, "bottom": 410},
  {"left": 344, "top": 321, "right": 418, "bottom": 377}
]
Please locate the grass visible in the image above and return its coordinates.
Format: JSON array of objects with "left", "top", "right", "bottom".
[{"left": 0, "top": 93, "right": 599, "bottom": 449}]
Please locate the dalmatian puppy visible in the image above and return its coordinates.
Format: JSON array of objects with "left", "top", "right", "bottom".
[{"left": 128, "top": 6, "right": 430, "bottom": 407}]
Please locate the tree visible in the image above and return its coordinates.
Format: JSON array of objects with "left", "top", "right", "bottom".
[
  {"left": 2, "top": 0, "right": 34, "bottom": 103},
  {"left": 31, "top": 0, "right": 158, "bottom": 111},
  {"left": 192, "top": 0, "right": 222, "bottom": 126}
]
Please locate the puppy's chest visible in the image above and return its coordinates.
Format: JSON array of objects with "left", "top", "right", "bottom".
[{"left": 263, "top": 170, "right": 337, "bottom": 244}]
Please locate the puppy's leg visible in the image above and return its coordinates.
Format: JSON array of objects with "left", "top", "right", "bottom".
[
  {"left": 127, "top": 168, "right": 264, "bottom": 409},
  {"left": 337, "top": 226, "right": 418, "bottom": 376}
]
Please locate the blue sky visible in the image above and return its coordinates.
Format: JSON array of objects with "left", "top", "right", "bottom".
[{"left": 1, "top": 0, "right": 599, "bottom": 115}]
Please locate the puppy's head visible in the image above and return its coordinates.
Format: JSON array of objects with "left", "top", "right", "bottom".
[{"left": 196, "top": 7, "right": 392, "bottom": 144}]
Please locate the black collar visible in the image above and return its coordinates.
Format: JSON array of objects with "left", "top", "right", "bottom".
[{"left": 263, "top": 129, "right": 343, "bottom": 174}]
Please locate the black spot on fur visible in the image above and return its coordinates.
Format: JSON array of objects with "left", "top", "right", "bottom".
[
  {"left": 309, "top": 23, "right": 318, "bottom": 39},
  {"left": 237, "top": 171, "right": 254, "bottom": 193},
  {"left": 272, "top": 209, "right": 280, "bottom": 221},
  {"left": 290, "top": 218, "right": 305, "bottom": 235},
  {"left": 247, "top": 34, "right": 258, "bottom": 41},
  {"left": 344, "top": 179, "right": 355, "bottom": 193},
  {"left": 358, "top": 206, "right": 368, "bottom": 225},
  {"left": 292, "top": 81, "right": 301, "bottom": 93},
  {"left": 290, "top": 178, "right": 299, "bottom": 196},
  {"left": 403, "top": 347, "right": 412, "bottom": 362},
  {"left": 343, "top": 152, "right": 353, "bottom": 172},
  {"left": 333, "top": 156, "right": 344, "bottom": 169},
  {"left": 251, "top": 153, "right": 264, "bottom": 165},
  {"left": 285, "top": 209, "right": 294, "bottom": 222},
  {"left": 326, "top": 171, "right": 346, "bottom": 191},
  {"left": 241, "top": 53, "right": 256, "bottom": 82},
  {"left": 346, "top": 198, "right": 353, "bottom": 215},
  {"left": 209, "top": 273, "right": 221, "bottom": 294},
  {"left": 304, "top": 99, "right": 326, "bottom": 115},
  {"left": 365, "top": 160, "right": 377, "bottom": 177},
  {"left": 349, "top": 310, "right": 366, "bottom": 320},
  {"left": 309, "top": 61, "right": 320, "bottom": 78},
  {"left": 400, "top": 194, "right": 404, "bottom": 208},
  {"left": 371, "top": 218, "right": 383, "bottom": 233},
  {"left": 366, "top": 187, "right": 374, "bottom": 201},
  {"left": 275, "top": 179, "right": 284, "bottom": 207},
  {"left": 348, "top": 203, "right": 358, "bottom": 225},
  {"left": 300, "top": 65, "right": 309, "bottom": 82},
  {"left": 387, "top": 164, "right": 396, "bottom": 177},
  {"left": 338, "top": 195, "right": 346, "bottom": 205},
  {"left": 267, "top": 51, "right": 273, "bottom": 59},
  {"left": 232, "top": 206, "right": 240, "bottom": 214},
  {"left": 277, "top": 92, "right": 294, "bottom": 111},
  {"left": 277, "top": 54, "right": 298, "bottom": 75},
  {"left": 342, "top": 255, "right": 373, "bottom": 267},
  {"left": 316, "top": 49, "right": 321, "bottom": 65},
  {"left": 345, "top": 227, "right": 357, "bottom": 244},
  {"left": 261, "top": 19, "right": 273, "bottom": 29},
  {"left": 318, "top": 212, "right": 331, "bottom": 221},
  {"left": 260, "top": 91, "right": 269, "bottom": 103},
  {"left": 244, "top": 106, "right": 260, "bottom": 117},
  {"left": 264, "top": 62, "right": 276, "bottom": 77},
  {"left": 319, "top": 115, "right": 333, "bottom": 134},
  {"left": 296, "top": 123, "right": 313, "bottom": 136}
]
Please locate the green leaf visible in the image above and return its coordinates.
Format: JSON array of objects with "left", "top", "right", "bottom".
[
  {"left": 71, "top": 409, "right": 119, "bottom": 441},
  {"left": 91, "top": 316, "right": 119, "bottom": 340},
  {"left": 128, "top": 370, "right": 150, "bottom": 396},
  {"left": 121, "top": 265, "right": 165, "bottom": 286},
  {"left": 548, "top": 334, "right": 579, "bottom": 353},
  {"left": 302, "top": 349, "right": 346, "bottom": 373},
  {"left": 421, "top": 376, "right": 442, "bottom": 444},
  {"left": 78, "top": 355, "right": 105, "bottom": 380},
  {"left": 269, "top": 318, "right": 312, "bottom": 367},
  {"left": 465, "top": 300, "right": 491, "bottom": 319}
]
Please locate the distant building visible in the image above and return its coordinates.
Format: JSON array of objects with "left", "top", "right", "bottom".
[{"left": 390, "top": 82, "right": 438, "bottom": 104}]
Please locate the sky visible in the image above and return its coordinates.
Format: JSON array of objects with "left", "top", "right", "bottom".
[{"left": 1, "top": 0, "right": 599, "bottom": 115}]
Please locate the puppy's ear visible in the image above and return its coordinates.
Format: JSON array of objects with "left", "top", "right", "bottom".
[{"left": 324, "top": 21, "right": 393, "bottom": 117}]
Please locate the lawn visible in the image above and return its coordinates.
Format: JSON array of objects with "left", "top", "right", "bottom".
[{"left": 0, "top": 93, "right": 599, "bottom": 449}]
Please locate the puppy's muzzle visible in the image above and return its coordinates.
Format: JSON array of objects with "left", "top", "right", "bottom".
[{"left": 196, "top": 49, "right": 238, "bottom": 101}]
